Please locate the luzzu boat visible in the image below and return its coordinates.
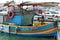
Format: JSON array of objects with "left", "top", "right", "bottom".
[{"left": 0, "top": 2, "right": 59, "bottom": 36}]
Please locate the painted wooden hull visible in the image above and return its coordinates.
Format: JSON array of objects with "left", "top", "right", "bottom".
[{"left": 0, "top": 22, "right": 57, "bottom": 36}]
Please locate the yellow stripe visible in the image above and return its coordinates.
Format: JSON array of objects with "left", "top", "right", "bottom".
[
  {"left": 33, "top": 21, "right": 53, "bottom": 23},
  {"left": 33, "top": 22, "right": 54, "bottom": 26},
  {"left": 17, "top": 26, "right": 57, "bottom": 33},
  {"left": 44, "top": 29, "right": 57, "bottom": 34},
  {"left": 41, "top": 26, "right": 57, "bottom": 31},
  {"left": 21, "top": 26, "right": 29, "bottom": 28},
  {"left": 35, "top": 26, "right": 57, "bottom": 32},
  {"left": 17, "top": 28, "right": 57, "bottom": 34},
  {"left": 10, "top": 30, "right": 15, "bottom": 32}
]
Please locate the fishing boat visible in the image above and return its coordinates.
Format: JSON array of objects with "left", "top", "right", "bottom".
[{"left": 0, "top": 2, "right": 59, "bottom": 36}]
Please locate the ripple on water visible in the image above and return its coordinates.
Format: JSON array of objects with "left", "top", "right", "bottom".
[{"left": 0, "top": 33, "right": 55, "bottom": 40}]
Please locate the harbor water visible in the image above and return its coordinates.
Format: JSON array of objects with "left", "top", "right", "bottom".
[{"left": 0, "top": 32, "right": 56, "bottom": 40}]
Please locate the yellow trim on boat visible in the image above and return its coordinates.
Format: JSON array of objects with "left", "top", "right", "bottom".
[
  {"left": 33, "top": 22, "right": 54, "bottom": 27},
  {"left": 21, "top": 26, "right": 29, "bottom": 28},
  {"left": 10, "top": 30, "right": 15, "bottom": 32},
  {"left": 17, "top": 26, "right": 57, "bottom": 33}
]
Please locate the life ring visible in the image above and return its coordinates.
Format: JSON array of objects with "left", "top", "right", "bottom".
[{"left": 8, "top": 11, "right": 14, "bottom": 18}]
